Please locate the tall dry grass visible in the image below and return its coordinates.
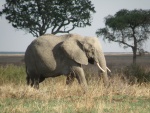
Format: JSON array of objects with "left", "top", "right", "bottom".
[
  {"left": 0, "top": 74, "right": 150, "bottom": 113},
  {"left": 0, "top": 64, "right": 150, "bottom": 112}
]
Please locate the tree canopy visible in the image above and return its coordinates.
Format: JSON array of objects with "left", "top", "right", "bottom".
[
  {"left": 0, "top": 0, "right": 95, "bottom": 37},
  {"left": 96, "top": 9, "right": 150, "bottom": 64}
]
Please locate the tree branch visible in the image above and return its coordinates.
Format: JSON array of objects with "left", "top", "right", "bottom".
[
  {"left": 109, "top": 37, "right": 134, "bottom": 48},
  {"left": 52, "top": 19, "right": 75, "bottom": 34}
]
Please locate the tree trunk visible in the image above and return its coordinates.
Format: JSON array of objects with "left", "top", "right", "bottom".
[
  {"left": 132, "top": 46, "right": 137, "bottom": 65},
  {"left": 132, "top": 28, "right": 137, "bottom": 65}
]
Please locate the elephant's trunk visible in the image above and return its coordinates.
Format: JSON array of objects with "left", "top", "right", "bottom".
[{"left": 96, "top": 51, "right": 109, "bottom": 87}]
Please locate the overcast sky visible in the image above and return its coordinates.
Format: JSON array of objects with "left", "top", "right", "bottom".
[{"left": 0, "top": 0, "right": 150, "bottom": 52}]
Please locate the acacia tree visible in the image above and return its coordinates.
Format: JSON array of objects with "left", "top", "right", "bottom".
[
  {"left": 0, "top": 0, "right": 95, "bottom": 37},
  {"left": 96, "top": 9, "right": 150, "bottom": 64}
]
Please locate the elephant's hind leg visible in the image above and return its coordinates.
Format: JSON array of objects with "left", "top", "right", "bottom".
[
  {"left": 30, "top": 77, "right": 34, "bottom": 87},
  {"left": 33, "top": 78, "right": 39, "bottom": 89},
  {"left": 29, "top": 76, "right": 39, "bottom": 89},
  {"left": 26, "top": 75, "right": 30, "bottom": 85},
  {"left": 32, "top": 75, "right": 40, "bottom": 89},
  {"left": 39, "top": 76, "right": 45, "bottom": 83}
]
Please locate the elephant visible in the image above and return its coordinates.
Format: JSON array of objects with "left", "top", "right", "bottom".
[{"left": 25, "top": 34, "right": 110, "bottom": 92}]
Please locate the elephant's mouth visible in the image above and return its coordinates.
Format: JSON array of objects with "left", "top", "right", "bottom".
[
  {"left": 88, "top": 58, "right": 106, "bottom": 72},
  {"left": 88, "top": 58, "right": 95, "bottom": 64},
  {"left": 88, "top": 57, "right": 106, "bottom": 72}
]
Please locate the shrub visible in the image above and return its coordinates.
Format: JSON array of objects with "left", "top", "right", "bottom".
[{"left": 123, "top": 64, "right": 150, "bottom": 84}]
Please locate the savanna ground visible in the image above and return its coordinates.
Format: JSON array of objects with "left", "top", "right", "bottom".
[{"left": 0, "top": 54, "right": 150, "bottom": 113}]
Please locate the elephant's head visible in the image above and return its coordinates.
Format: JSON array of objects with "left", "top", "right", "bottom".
[{"left": 61, "top": 34, "right": 109, "bottom": 86}]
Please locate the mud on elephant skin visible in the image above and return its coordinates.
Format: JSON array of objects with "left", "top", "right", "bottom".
[{"left": 25, "top": 34, "right": 110, "bottom": 92}]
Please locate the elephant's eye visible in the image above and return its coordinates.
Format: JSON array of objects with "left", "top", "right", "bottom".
[{"left": 91, "top": 47, "right": 95, "bottom": 51}]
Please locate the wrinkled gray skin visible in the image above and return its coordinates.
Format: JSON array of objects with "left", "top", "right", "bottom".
[{"left": 25, "top": 34, "right": 109, "bottom": 92}]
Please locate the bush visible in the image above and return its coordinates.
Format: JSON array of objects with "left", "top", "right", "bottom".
[{"left": 123, "top": 64, "right": 150, "bottom": 84}]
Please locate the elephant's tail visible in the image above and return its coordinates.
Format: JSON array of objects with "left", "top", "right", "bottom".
[{"left": 26, "top": 66, "right": 30, "bottom": 85}]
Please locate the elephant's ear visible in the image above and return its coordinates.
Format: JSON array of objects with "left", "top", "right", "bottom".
[{"left": 61, "top": 38, "right": 88, "bottom": 65}]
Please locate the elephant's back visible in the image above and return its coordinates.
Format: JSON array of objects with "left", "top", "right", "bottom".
[
  {"left": 25, "top": 35, "right": 61, "bottom": 74},
  {"left": 37, "top": 34, "right": 63, "bottom": 46}
]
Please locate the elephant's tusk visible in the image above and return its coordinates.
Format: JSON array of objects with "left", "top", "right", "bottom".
[
  {"left": 106, "top": 67, "right": 111, "bottom": 72},
  {"left": 96, "top": 63, "right": 105, "bottom": 72}
]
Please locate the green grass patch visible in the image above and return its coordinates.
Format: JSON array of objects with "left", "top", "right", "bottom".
[
  {"left": 0, "top": 95, "right": 150, "bottom": 113},
  {"left": 0, "top": 64, "right": 26, "bottom": 85}
]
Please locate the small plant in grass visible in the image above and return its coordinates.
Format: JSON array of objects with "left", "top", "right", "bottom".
[{"left": 123, "top": 64, "right": 150, "bottom": 84}]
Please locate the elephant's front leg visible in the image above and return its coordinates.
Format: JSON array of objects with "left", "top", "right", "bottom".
[
  {"left": 66, "top": 73, "right": 75, "bottom": 85},
  {"left": 72, "top": 66, "right": 88, "bottom": 93}
]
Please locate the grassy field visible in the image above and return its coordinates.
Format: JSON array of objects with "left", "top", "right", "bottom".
[{"left": 0, "top": 54, "right": 150, "bottom": 113}]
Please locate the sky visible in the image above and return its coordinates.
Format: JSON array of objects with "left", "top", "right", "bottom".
[{"left": 0, "top": 0, "right": 150, "bottom": 52}]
